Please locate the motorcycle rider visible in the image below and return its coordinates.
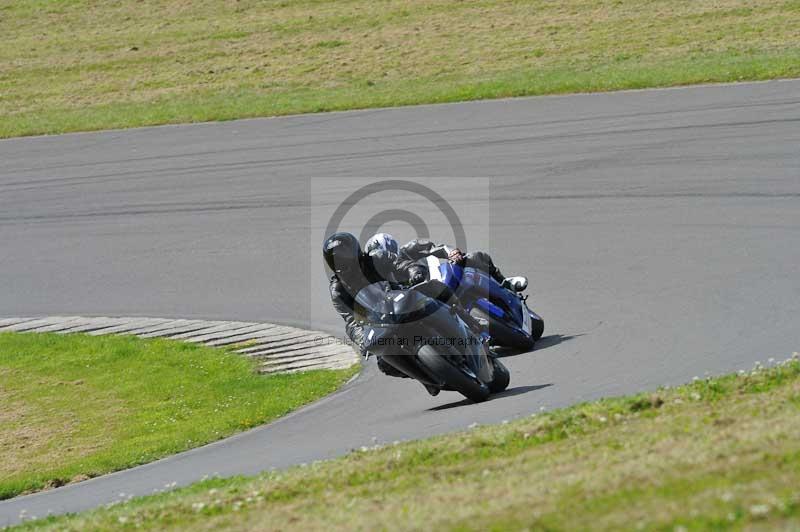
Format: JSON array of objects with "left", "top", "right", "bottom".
[
  {"left": 325, "top": 231, "right": 401, "bottom": 355},
  {"left": 365, "top": 233, "right": 528, "bottom": 292},
  {"left": 323, "top": 231, "right": 487, "bottom": 395}
]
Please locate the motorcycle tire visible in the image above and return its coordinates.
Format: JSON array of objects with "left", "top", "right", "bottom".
[
  {"left": 471, "top": 307, "right": 535, "bottom": 351},
  {"left": 530, "top": 315, "right": 544, "bottom": 342},
  {"left": 488, "top": 357, "right": 510, "bottom": 393},
  {"left": 417, "top": 345, "right": 490, "bottom": 403}
]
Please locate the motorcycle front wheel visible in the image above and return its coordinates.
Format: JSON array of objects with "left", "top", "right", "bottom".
[
  {"left": 488, "top": 357, "right": 510, "bottom": 393},
  {"left": 417, "top": 345, "right": 490, "bottom": 403}
]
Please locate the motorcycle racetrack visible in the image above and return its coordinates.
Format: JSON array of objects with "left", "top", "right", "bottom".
[{"left": 1, "top": 79, "right": 798, "bottom": 524}]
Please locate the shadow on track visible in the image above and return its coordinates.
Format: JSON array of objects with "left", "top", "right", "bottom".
[
  {"left": 493, "top": 333, "right": 584, "bottom": 358},
  {"left": 427, "top": 383, "right": 553, "bottom": 412}
]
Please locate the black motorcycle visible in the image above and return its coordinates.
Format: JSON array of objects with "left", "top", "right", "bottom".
[{"left": 354, "top": 279, "right": 510, "bottom": 402}]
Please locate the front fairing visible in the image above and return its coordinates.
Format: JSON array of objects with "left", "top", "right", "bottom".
[
  {"left": 354, "top": 282, "right": 438, "bottom": 326},
  {"left": 437, "top": 261, "right": 463, "bottom": 292},
  {"left": 455, "top": 268, "right": 518, "bottom": 324},
  {"left": 457, "top": 267, "right": 492, "bottom": 300},
  {"left": 418, "top": 303, "right": 493, "bottom": 384},
  {"left": 353, "top": 281, "right": 393, "bottom": 324},
  {"left": 355, "top": 279, "right": 494, "bottom": 386},
  {"left": 492, "top": 284, "right": 525, "bottom": 329},
  {"left": 362, "top": 325, "right": 401, "bottom": 357}
]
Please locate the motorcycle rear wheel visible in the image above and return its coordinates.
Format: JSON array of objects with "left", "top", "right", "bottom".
[{"left": 417, "top": 345, "right": 490, "bottom": 403}]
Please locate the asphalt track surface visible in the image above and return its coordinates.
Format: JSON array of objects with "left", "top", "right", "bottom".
[{"left": 1, "top": 80, "right": 799, "bottom": 525}]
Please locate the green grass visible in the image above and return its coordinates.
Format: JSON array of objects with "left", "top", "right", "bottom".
[
  {"left": 14, "top": 355, "right": 800, "bottom": 531},
  {"left": 2, "top": 0, "right": 800, "bottom": 138},
  {"left": 0, "top": 332, "right": 357, "bottom": 501}
]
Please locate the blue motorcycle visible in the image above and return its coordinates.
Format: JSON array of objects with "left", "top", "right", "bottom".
[{"left": 423, "top": 256, "right": 545, "bottom": 351}]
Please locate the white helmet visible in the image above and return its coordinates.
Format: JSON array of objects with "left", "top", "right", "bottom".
[{"left": 365, "top": 233, "right": 399, "bottom": 256}]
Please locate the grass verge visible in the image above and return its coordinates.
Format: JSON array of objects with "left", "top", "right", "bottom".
[
  {"left": 0, "top": 332, "right": 357, "bottom": 501},
  {"left": 14, "top": 354, "right": 800, "bottom": 531},
  {"left": 2, "top": 0, "right": 800, "bottom": 138}
]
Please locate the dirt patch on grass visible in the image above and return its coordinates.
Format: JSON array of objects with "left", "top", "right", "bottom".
[{"left": 0, "top": 380, "right": 112, "bottom": 480}]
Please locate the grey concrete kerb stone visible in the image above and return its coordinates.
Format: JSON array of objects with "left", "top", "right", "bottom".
[{"left": 0, "top": 316, "right": 358, "bottom": 373}]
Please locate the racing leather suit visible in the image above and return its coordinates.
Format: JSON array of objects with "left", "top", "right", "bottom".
[
  {"left": 328, "top": 250, "right": 415, "bottom": 378},
  {"left": 398, "top": 239, "right": 507, "bottom": 284}
]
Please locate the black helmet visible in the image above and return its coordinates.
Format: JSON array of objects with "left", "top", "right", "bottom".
[{"left": 323, "top": 232, "right": 362, "bottom": 274}]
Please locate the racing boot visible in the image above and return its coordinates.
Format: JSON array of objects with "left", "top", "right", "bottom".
[
  {"left": 423, "top": 383, "right": 440, "bottom": 396},
  {"left": 501, "top": 276, "right": 528, "bottom": 292}
]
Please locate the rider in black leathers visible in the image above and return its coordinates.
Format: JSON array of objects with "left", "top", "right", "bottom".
[{"left": 325, "top": 232, "right": 413, "bottom": 360}]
